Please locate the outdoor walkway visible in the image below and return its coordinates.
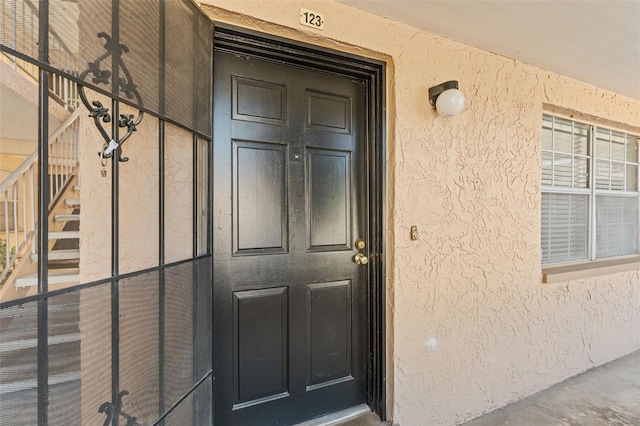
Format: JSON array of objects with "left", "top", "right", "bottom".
[{"left": 337, "top": 349, "right": 640, "bottom": 426}]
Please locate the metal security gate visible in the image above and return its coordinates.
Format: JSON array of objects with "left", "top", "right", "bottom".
[{"left": 0, "top": 1, "right": 213, "bottom": 425}]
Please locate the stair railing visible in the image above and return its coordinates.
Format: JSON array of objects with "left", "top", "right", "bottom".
[
  {"left": 1, "top": 0, "right": 79, "bottom": 110},
  {"left": 0, "top": 108, "right": 82, "bottom": 283}
]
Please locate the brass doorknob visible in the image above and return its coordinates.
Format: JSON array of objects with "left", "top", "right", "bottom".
[{"left": 354, "top": 253, "right": 369, "bottom": 265}]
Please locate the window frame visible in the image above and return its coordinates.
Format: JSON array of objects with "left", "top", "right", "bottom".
[{"left": 541, "top": 113, "right": 640, "bottom": 266}]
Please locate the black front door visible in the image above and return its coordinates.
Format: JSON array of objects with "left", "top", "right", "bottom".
[{"left": 213, "top": 51, "right": 369, "bottom": 425}]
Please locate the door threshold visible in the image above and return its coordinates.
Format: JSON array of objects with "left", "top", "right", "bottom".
[{"left": 294, "top": 404, "right": 371, "bottom": 426}]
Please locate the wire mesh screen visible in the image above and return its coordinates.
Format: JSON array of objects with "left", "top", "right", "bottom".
[
  {"left": 119, "top": 0, "right": 161, "bottom": 116},
  {"left": 0, "top": 0, "right": 39, "bottom": 59},
  {"left": 47, "top": 291, "right": 81, "bottom": 426},
  {"left": 164, "top": 375, "right": 212, "bottom": 426},
  {"left": 164, "top": 0, "right": 213, "bottom": 136},
  {"left": 0, "top": 301, "right": 39, "bottom": 426},
  {"left": 0, "top": 257, "right": 211, "bottom": 426},
  {"left": 163, "top": 258, "right": 212, "bottom": 414},
  {"left": 72, "top": 0, "right": 211, "bottom": 135},
  {"left": 164, "top": 262, "right": 194, "bottom": 410},
  {"left": 193, "top": 375, "right": 213, "bottom": 426},
  {"left": 0, "top": 0, "right": 213, "bottom": 136},
  {"left": 77, "top": 285, "right": 113, "bottom": 426},
  {"left": 194, "top": 258, "right": 212, "bottom": 377},
  {"left": 119, "top": 272, "right": 161, "bottom": 424},
  {"left": 165, "top": 392, "right": 194, "bottom": 426}
]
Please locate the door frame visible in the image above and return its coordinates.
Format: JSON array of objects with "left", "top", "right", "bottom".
[{"left": 212, "top": 24, "right": 387, "bottom": 420}]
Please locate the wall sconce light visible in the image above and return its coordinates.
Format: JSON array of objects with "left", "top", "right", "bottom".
[{"left": 429, "top": 80, "right": 465, "bottom": 116}]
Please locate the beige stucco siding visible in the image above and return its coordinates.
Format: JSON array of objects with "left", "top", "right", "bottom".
[{"left": 198, "top": 1, "right": 640, "bottom": 425}]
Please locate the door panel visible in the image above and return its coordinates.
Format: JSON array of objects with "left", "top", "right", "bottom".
[
  {"left": 306, "top": 91, "right": 352, "bottom": 133},
  {"left": 214, "top": 51, "right": 367, "bottom": 425},
  {"left": 233, "top": 140, "right": 288, "bottom": 254},
  {"left": 307, "top": 149, "right": 352, "bottom": 250},
  {"left": 233, "top": 287, "right": 289, "bottom": 407},
  {"left": 233, "top": 77, "right": 287, "bottom": 125},
  {"left": 307, "top": 280, "right": 352, "bottom": 388}
]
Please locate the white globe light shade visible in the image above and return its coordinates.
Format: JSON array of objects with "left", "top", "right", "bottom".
[{"left": 435, "top": 88, "right": 465, "bottom": 116}]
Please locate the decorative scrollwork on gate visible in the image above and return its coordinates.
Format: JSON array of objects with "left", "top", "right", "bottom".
[
  {"left": 78, "top": 32, "right": 144, "bottom": 163},
  {"left": 98, "top": 390, "right": 142, "bottom": 426}
]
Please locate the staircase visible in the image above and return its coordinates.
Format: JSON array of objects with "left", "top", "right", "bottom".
[
  {"left": 15, "top": 185, "right": 81, "bottom": 289},
  {"left": 0, "top": 0, "right": 82, "bottom": 293},
  {"left": 0, "top": 119, "right": 83, "bottom": 422},
  {"left": 0, "top": 2, "right": 82, "bottom": 422},
  {"left": 0, "top": 291, "right": 81, "bottom": 425},
  {"left": 0, "top": 107, "right": 82, "bottom": 299}
]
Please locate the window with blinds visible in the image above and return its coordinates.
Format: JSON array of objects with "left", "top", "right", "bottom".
[{"left": 541, "top": 114, "right": 640, "bottom": 265}]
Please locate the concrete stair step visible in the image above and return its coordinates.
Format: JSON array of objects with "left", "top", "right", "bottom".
[
  {"left": 54, "top": 214, "right": 79, "bottom": 222},
  {"left": 0, "top": 294, "right": 79, "bottom": 320},
  {"left": 29, "top": 250, "right": 80, "bottom": 262},
  {"left": 0, "top": 371, "right": 80, "bottom": 395},
  {"left": 73, "top": 185, "right": 80, "bottom": 193},
  {"left": 48, "top": 249, "right": 80, "bottom": 261},
  {"left": 0, "top": 332, "right": 80, "bottom": 352},
  {"left": 0, "top": 353, "right": 80, "bottom": 386},
  {"left": 15, "top": 268, "right": 80, "bottom": 288},
  {"left": 47, "top": 159, "right": 78, "bottom": 168},
  {"left": 64, "top": 198, "right": 80, "bottom": 207},
  {"left": 0, "top": 321, "right": 79, "bottom": 342},
  {"left": 49, "top": 231, "right": 79, "bottom": 239}
]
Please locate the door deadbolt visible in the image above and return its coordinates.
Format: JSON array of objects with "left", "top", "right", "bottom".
[{"left": 355, "top": 239, "right": 366, "bottom": 250}]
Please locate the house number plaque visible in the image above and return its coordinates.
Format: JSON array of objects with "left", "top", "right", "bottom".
[{"left": 300, "top": 8, "right": 325, "bottom": 30}]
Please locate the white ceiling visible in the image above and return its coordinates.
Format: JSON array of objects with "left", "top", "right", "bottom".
[
  {"left": 0, "top": 85, "right": 61, "bottom": 144},
  {"left": 338, "top": 1, "right": 640, "bottom": 100}
]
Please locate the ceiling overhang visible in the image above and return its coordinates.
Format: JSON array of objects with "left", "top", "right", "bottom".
[{"left": 338, "top": 1, "right": 640, "bottom": 100}]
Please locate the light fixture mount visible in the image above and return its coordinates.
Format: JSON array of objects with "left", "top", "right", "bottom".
[
  {"left": 429, "top": 80, "right": 459, "bottom": 107},
  {"left": 429, "top": 80, "right": 465, "bottom": 116}
]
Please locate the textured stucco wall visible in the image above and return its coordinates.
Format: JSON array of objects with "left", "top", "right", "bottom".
[
  {"left": 164, "top": 123, "right": 194, "bottom": 264},
  {"left": 78, "top": 98, "right": 163, "bottom": 279},
  {"left": 78, "top": 91, "right": 113, "bottom": 283},
  {"left": 77, "top": 95, "right": 194, "bottom": 422},
  {"left": 198, "top": 1, "right": 640, "bottom": 425}
]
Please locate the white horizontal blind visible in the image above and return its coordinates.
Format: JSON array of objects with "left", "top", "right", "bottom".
[
  {"left": 595, "top": 130, "right": 639, "bottom": 258},
  {"left": 595, "top": 129, "right": 638, "bottom": 191},
  {"left": 541, "top": 193, "right": 589, "bottom": 264},
  {"left": 542, "top": 114, "right": 640, "bottom": 265},
  {"left": 596, "top": 195, "right": 638, "bottom": 257},
  {"left": 542, "top": 116, "right": 590, "bottom": 188},
  {"left": 541, "top": 115, "right": 591, "bottom": 264}
]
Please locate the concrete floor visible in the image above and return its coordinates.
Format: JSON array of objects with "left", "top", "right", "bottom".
[
  {"left": 337, "top": 350, "right": 640, "bottom": 426},
  {"left": 335, "top": 412, "right": 390, "bottom": 426}
]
